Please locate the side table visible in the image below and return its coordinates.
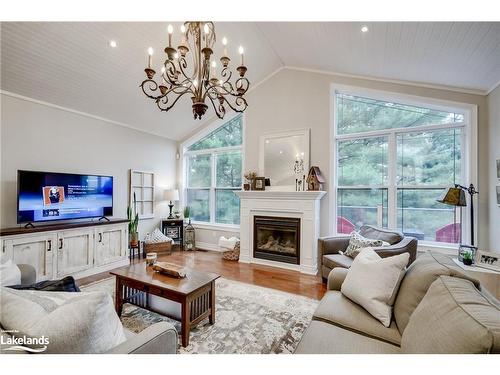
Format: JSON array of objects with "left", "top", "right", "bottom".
[{"left": 161, "top": 218, "right": 184, "bottom": 250}]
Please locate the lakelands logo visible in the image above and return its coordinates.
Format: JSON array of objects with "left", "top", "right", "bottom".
[{"left": 1, "top": 330, "right": 49, "bottom": 353}]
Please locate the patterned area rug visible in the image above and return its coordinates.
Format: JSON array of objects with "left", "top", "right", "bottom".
[{"left": 80, "top": 276, "right": 318, "bottom": 354}]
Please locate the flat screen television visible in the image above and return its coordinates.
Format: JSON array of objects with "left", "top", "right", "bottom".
[{"left": 17, "top": 170, "right": 113, "bottom": 224}]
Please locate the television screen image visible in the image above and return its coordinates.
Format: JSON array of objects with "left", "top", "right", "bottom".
[{"left": 17, "top": 170, "right": 113, "bottom": 223}]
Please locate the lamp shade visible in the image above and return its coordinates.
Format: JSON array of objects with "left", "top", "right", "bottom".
[
  {"left": 437, "top": 187, "right": 466, "bottom": 207},
  {"left": 164, "top": 189, "right": 179, "bottom": 202}
]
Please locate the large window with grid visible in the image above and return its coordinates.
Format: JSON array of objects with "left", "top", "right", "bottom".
[
  {"left": 184, "top": 115, "right": 243, "bottom": 225},
  {"left": 334, "top": 90, "right": 468, "bottom": 245}
]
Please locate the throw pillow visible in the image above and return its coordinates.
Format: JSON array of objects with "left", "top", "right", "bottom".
[
  {"left": 0, "top": 288, "right": 126, "bottom": 353},
  {"left": 0, "top": 259, "right": 21, "bottom": 287},
  {"left": 341, "top": 248, "right": 410, "bottom": 327},
  {"left": 344, "top": 231, "right": 384, "bottom": 258},
  {"left": 144, "top": 228, "right": 172, "bottom": 244},
  {"left": 8, "top": 276, "right": 80, "bottom": 292}
]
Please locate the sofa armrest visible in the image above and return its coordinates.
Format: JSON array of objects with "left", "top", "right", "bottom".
[
  {"left": 371, "top": 237, "right": 418, "bottom": 266},
  {"left": 106, "top": 322, "right": 178, "bottom": 354},
  {"left": 17, "top": 264, "right": 36, "bottom": 285},
  {"left": 327, "top": 267, "right": 349, "bottom": 291},
  {"left": 319, "top": 236, "right": 350, "bottom": 256}
]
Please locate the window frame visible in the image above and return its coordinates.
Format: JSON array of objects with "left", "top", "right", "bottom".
[
  {"left": 330, "top": 84, "right": 478, "bottom": 250},
  {"left": 180, "top": 113, "right": 245, "bottom": 230}
]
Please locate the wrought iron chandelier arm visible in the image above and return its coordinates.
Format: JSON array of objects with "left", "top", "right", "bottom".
[{"left": 156, "top": 90, "right": 191, "bottom": 112}]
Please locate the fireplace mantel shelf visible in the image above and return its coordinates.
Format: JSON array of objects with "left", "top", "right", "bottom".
[{"left": 235, "top": 190, "right": 326, "bottom": 200}]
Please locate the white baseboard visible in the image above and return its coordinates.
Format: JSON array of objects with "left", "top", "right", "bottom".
[{"left": 196, "top": 241, "right": 222, "bottom": 252}]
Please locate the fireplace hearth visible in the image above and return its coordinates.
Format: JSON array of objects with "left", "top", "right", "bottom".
[{"left": 253, "top": 216, "right": 300, "bottom": 265}]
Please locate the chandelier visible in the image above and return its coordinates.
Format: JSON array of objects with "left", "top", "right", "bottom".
[{"left": 140, "top": 22, "right": 250, "bottom": 120}]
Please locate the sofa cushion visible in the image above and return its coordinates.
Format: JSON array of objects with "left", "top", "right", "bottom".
[
  {"left": 313, "top": 290, "right": 402, "bottom": 345},
  {"left": 401, "top": 276, "right": 500, "bottom": 353},
  {"left": 341, "top": 249, "right": 409, "bottom": 327},
  {"left": 0, "top": 259, "right": 21, "bottom": 287},
  {"left": 393, "top": 252, "right": 479, "bottom": 333},
  {"left": 344, "top": 231, "right": 384, "bottom": 258},
  {"left": 360, "top": 226, "right": 403, "bottom": 245},
  {"left": 294, "top": 320, "right": 400, "bottom": 354},
  {"left": 0, "top": 287, "right": 126, "bottom": 353},
  {"left": 323, "top": 253, "right": 353, "bottom": 270}
]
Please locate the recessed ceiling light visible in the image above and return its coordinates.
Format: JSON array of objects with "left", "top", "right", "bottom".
[
  {"left": 361, "top": 26, "right": 369, "bottom": 33},
  {"left": 109, "top": 40, "right": 117, "bottom": 48}
]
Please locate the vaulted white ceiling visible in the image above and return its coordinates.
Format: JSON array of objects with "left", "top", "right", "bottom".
[{"left": 2, "top": 22, "right": 499, "bottom": 140}]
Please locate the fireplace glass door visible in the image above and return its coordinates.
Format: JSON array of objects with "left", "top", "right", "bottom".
[{"left": 253, "top": 216, "right": 300, "bottom": 264}]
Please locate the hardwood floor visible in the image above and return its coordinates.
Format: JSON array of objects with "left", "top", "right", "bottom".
[{"left": 78, "top": 247, "right": 327, "bottom": 300}]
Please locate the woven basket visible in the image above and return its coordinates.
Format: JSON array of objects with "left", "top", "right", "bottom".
[
  {"left": 144, "top": 241, "right": 172, "bottom": 255},
  {"left": 222, "top": 241, "right": 240, "bottom": 261}
]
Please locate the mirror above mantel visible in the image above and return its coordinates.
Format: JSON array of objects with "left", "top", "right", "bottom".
[{"left": 259, "top": 129, "right": 310, "bottom": 191}]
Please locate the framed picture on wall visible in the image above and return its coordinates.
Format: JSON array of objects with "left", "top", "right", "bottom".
[
  {"left": 497, "top": 186, "right": 500, "bottom": 206},
  {"left": 497, "top": 159, "right": 500, "bottom": 179}
]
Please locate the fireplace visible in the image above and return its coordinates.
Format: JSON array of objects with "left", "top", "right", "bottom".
[{"left": 253, "top": 216, "right": 300, "bottom": 265}]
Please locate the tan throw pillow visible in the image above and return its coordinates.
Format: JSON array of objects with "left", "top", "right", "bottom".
[
  {"left": 344, "top": 231, "right": 384, "bottom": 258},
  {"left": 1, "top": 288, "right": 126, "bottom": 353},
  {"left": 341, "top": 248, "right": 410, "bottom": 327}
]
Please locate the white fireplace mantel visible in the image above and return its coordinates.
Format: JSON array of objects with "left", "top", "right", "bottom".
[{"left": 235, "top": 190, "right": 326, "bottom": 275}]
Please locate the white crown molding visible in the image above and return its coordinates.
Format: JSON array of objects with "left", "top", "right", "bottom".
[
  {"left": 486, "top": 78, "right": 500, "bottom": 95},
  {"left": 283, "top": 66, "right": 489, "bottom": 97},
  {"left": 0, "top": 90, "right": 176, "bottom": 141}
]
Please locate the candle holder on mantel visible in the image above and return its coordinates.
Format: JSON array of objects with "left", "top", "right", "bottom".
[{"left": 293, "top": 154, "right": 305, "bottom": 191}]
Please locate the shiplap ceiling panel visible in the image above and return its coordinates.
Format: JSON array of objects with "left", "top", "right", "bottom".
[
  {"left": 1, "top": 22, "right": 499, "bottom": 140},
  {"left": 1, "top": 22, "right": 282, "bottom": 140}
]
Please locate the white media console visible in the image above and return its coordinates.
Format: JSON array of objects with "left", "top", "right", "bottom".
[{"left": 0, "top": 219, "right": 129, "bottom": 282}]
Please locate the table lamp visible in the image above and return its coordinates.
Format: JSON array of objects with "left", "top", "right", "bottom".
[{"left": 164, "top": 189, "right": 179, "bottom": 219}]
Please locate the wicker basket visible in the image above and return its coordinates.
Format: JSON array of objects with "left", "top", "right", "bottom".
[
  {"left": 222, "top": 241, "right": 240, "bottom": 261},
  {"left": 144, "top": 240, "right": 172, "bottom": 255}
]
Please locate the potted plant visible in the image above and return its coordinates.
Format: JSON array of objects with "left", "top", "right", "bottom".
[
  {"left": 183, "top": 206, "right": 191, "bottom": 223},
  {"left": 128, "top": 193, "right": 139, "bottom": 247},
  {"left": 462, "top": 250, "right": 473, "bottom": 266}
]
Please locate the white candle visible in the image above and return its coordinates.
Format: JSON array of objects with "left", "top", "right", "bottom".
[
  {"left": 167, "top": 24, "right": 173, "bottom": 47},
  {"left": 147, "top": 47, "right": 154, "bottom": 69},
  {"left": 204, "top": 24, "right": 209, "bottom": 47},
  {"left": 211, "top": 61, "right": 216, "bottom": 78},
  {"left": 238, "top": 46, "right": 244, "bottom": 66},
  {"left": 222, "top": 37, "right": 228, "bottom": 57},
  {"left": 180, "top": 25, "right": 187, "bottom": 47}
]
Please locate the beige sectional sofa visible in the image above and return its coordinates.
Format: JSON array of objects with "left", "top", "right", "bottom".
[{"left": 295, "top": 252, "right": 500, "bottom": 354}]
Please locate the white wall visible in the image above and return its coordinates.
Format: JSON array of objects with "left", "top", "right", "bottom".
[
  {"left": 488, "top": 85, "right": 500, "bottom": 252},
  {"left": 1, "top": 93, "right": 177, "bottom": 238},
  {"left": 182, "top": 67, "right": 490, "bottom": 249}
]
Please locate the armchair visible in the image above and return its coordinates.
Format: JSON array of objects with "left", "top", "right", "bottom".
[{"left": 319, "top": 225, "right": 417, "bottom": 280}]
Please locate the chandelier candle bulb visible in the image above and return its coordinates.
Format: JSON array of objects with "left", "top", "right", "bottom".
[
  {"left": 147, "top": 47, "right": 154, "bottom": 68},
  {"left": 167, "top": 24, "right": 174, "bottom": 47},
  {"left": 211, "top": 61, "right": 217, "bottom": 78},
  {"left": 222, "top": 37, "right": 228, "bottom": 57},
  {"left": 239, "top": 46, "right": 244, "bottom": 66}
]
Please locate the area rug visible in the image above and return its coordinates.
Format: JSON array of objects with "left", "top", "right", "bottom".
[{"left": 80, "top": 276, "right": 318, "bottom": 354}]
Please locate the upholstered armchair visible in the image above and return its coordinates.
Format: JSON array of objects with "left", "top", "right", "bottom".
[{"left": 319, "top": 225, "right": 418, "bottom": 280}]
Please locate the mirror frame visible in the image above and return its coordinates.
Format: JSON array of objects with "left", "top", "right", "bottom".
[{"left": 258, "top": 129, "right": 310, "bottom": 190}]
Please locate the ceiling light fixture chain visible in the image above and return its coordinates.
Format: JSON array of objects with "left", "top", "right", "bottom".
[{"left": 140, "top": 21, "right": 249, "bottom": 120}]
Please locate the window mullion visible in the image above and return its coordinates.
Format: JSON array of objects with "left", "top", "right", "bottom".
[
  {"left": 211, "top": 153, "right": 216, "bottom": 224},
  {"left": 388, "top": 132, "right": 397, "bottom": 230}
]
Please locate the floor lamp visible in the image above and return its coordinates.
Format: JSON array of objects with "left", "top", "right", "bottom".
[{"left": 438, "top": 183, "right": 478, "bottom": 246}]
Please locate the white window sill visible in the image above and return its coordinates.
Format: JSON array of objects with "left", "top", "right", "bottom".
[
  {"left": 191, "top": 221, "right": 240, "bottom": 232},
  {"left": 417, "top": 242, "right": 458, "bottom": 256}
]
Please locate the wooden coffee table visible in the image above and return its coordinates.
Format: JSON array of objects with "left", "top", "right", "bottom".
[{"left": 110, "top": 263, "right": 220, "bottom": 347}]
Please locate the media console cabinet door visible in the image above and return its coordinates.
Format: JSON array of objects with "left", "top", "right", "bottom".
[
  {"left": 57, "top": 229, "right": 94, "bottom": 277},
  {"left": 95, "top": 225, "right": 127, "bottom": 266},
  {"left": 2, "top": 233, "right": 56, "bottom": 281}
]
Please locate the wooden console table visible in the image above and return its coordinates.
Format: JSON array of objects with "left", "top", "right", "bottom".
[{"left": 111, "top": 263, "right": 220, "bottom": 347}]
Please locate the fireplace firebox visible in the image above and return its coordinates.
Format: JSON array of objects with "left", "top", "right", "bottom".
[{"left": 253, "top": 216, "right": 300, "bottom": 265}]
